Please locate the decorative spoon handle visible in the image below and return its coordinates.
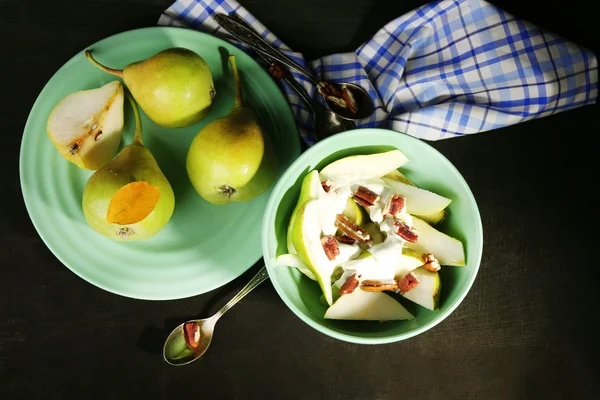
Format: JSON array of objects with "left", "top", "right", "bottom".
[
  {"left": 214, "top": 13, "right": 319, "bottom": 84},
  {"left": 213, "top": 266, "right": 269, "bottom": 320}
]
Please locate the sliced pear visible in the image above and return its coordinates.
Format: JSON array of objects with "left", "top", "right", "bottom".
[
  {"left": 363, "top": 222, "right": 384, "bottom": 245},
  {"left": 383, "top": 169, "right": 416, "bottom": 186},
  {"left": 325, "top": 289, "right": 414, "bottom": 321},
  {"left": 406, "top": 216, "right": 465, "bottom": 266},
  {"left": 47, "top": 81, "right": 124, "bottom": 170},
  {"left": 382, "top": 177, "right": 451, "bottom": 216},
  {"left": 286, "top": 170, "right": 322, "bottom": 254},
  {"left": 401, "top": 267, "right": 441, "bottom": 310},
  {"left": 275, "top": 253, "right": 316, "bottom": 280},
  {"left": 319, "top": 150, "right": 409, "bottom": 183},
  {"left": 342, "top": 197, "right": 364, "bottom": 226},
  {"left": 417, "top": 209, "right": 447, "bottom": 226},
  {"left": 292, "top": 199, "right": 335, "bottom": 305}
]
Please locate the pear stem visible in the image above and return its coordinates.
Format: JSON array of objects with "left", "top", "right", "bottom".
[
  {"left": 228, "top": 55, "right": 243, "bottom": 107},
  {"left": 85, "top": 50, "right": 124, "bottom": 78},
  {"left": 127, "top": 92, "right": 143, "bottom": 143}
]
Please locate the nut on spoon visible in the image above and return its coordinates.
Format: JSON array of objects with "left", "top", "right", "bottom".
[{"left": 163, "top": 267, "right": 269, "bottom": 366}]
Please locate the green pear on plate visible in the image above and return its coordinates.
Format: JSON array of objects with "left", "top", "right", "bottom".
[
  {"left": 319, "top": 150, "right": 408, "bottom": 183},
  {"left": 324, "top": 288, "right": 414, "bottom": 321},
  {"left": 82, "top": 93, "right": 175, "bottom": 241},
  {"left": 405, "top": 216, "right": 465, "bottom": 266},
  {"left": 86, "top": 48, "right": 215, "bottom": 128},
  {"left": 186, "top": 55, "right": 278, "bottom": 204},
  {"left": 47, "top": 81, "right": 124, "bottom": 170},
  {"left": 401, "top": 266, "right": 441, "bottom": 311}
]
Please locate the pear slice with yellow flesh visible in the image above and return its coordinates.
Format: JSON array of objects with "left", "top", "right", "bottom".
[
  {"left": 382, "top": 177, "right": 451, "bottom": 216},
  {"left": 401, "top": 266, "right": 441, "bottom": 311},
  {"left": 86, "top": 48, "right": 214, "bottom": 128},
  {"left": 286, "top": 170, "right": 322, "bottom": 254},
  {"left": 325, "top": 289, "right": 414, "bottom": 321},
  {"left": 383, "top": 169, "right": 416, "bottom": 186},
  {"left": 417, "top": 209, "right": 447, "bottom": 226},
  {"left": 406, "top": 216, "right": 465, "bottom": 266},
  {"left": 319, "top": 150, "right": 408, "bottom": 183},
  {"left": 47, "top": 81, "right": 124, "bottom": 170},
  {"left": 292, "top": 199, "right": 335, "bottom": 305},
  {"left": 82, "top": 93, "right": 174, "bottom": 241}
]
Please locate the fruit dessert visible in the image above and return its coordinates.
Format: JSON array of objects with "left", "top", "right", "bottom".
[{"left": 276, "top": 150, "right": 465, "bottom": 321}]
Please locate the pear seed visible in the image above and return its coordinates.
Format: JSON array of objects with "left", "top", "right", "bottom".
[
  {"left": 95, "top": 131, "right": 103, "bottom": 141},
  {"left": 92, "top": 122, "right": 98, "bottom": 130}
]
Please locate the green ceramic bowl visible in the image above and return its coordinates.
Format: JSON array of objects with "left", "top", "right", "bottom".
[{"left": 262, "top": 128, "right": 483, "bottom": 344}]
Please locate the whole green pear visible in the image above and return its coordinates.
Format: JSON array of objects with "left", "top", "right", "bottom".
[
  {"left": 86, "top": 48, "right": 215, "bottom": 128},
  {"left": 186, "top": 55, "right": 278, "bottom": 205},
  {"left": 82, "top": 93, "right": 175, "bottom": 241}
]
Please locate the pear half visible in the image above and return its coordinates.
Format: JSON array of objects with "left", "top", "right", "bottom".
[
  {"left": 47, "top": 81, "right": 124, "bottom": 170},
  {"left": 401, "top": 266, "right": 441, "bottom": 311},
  {"left": 325, "top": 289, "right": 414, "bottom": 321},
  {"left": 319, "top": 150, "right": 408, "bottom": 183},
  {"left": 82, "top": 93, "right": 174, "bottom": 241},
  {"left": 406, "top": 216, "right": 465, "bottom": 266}
]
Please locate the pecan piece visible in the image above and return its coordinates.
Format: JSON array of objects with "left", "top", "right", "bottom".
[
  {"left": 341, "top": 87, "right": 358, "bottom": 114},
  {"left": 422, "top": 253, "right": 441, "bottom": 272},
  {"left": 393, "top": 220, "right": 419, "bottom": 243},
  {"left": 352, "top": 186, "right": 380, "bottom": 208},
  {"left": 267, "top": 63, "right": 287, "bottom": 79},
  {"left": 397, "top": 272, "right": 420, "bottom": 294},
  {"left": 335, "top": 235, "right": 356, "bottom": 245},
  {"left": 321, "top": 236, "right": 340, "bottom": 261},
  {"left": 335, "top": 214, "right": 372, "bottom": 244},
  {"left": 184, "top": 322, "right": 201, "bottom": 349},
  {"left": 339, "top": 273, "right": 360, "bottom": 295},
  {"left": 383, "top": 194, "right": 406, "bottom": 217},
  {"left": 360, "top": 279, "right": 398, "bottom": 292},
  {"left": 321, "top": 180, "right": 335, "bottom": 193}
]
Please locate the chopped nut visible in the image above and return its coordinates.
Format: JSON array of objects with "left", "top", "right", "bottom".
[
  {"left": 422, "top": 253, "right": 441, "bottom": 272},
  {"left": 393, "top": 220, "right": 419, "bottom": 243},
  {"left": 335, "top": 235, "right": 356, "bottom": 245},
  {"left": 383, "top": 194, "right": 406, "bottom": 217},
  {"left": 321, "top": 180, "right": 335, "bottom": 193},
  {"left": 352, "top": 186, "right": 380, "bottom": 208},
  {"left": 397, "top": 272, "right": 420, "bottom": 294},
  {"left": 341, "top": 87, "right": 358, "bottom": 114},
  {"left": 267, "top": 63, "right": 286, "bottom": 79},
  {"left": 339, "top": 273, "right": 360, "bottom": 295},
  {"left": 360, "top": 279, "right": 398, "bottom": 292},
  {"left": 184, "top": 322, "right": 201, "bottom": 349},
  {"left": 335, "top": 214, "right": 372, "bottom": 244},
  {"left": 321, "top": 236, "right": 340, "bottom": 261}
]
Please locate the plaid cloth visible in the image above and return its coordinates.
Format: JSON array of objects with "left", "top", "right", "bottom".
[{"left": 159, "top": 0, "right": 598, "bottom": 145}]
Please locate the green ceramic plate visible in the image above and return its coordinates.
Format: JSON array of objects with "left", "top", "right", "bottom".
[
  {"left": 20, "top": 27, "right": 299, "bottom": 300},
  {"left": 262, "top": 129, "right": 483, "bottom": 344}
]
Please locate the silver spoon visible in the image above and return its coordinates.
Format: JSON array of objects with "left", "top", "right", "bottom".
[
  {"left": 223, "top": 14, "right": 355, "bottom": 141},
  {"left": 163, "top": 266, "right": 269, "bottom": 366},
  {"left": 214, "top": 13, "right": 375, "bottom": 121}
]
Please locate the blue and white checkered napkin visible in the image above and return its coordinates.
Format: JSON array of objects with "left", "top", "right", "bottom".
[{"left": 159, "top": 0, "right": 598, "bottom": 145}]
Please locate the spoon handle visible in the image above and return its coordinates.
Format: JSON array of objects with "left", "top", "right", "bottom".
[
  {"left": 214, "top": 13, "right": 319, "bottom": 84},
  {"left": 213, "top": 266, "right": 269, "bottom": 320}
]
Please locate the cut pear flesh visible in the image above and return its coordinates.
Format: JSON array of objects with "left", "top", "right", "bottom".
[
  {"left": 406, "top": 216, "right": 465, "bottom": 266},
  {"left": 275, "top": 254, "right": 316, "bottom": 281},
  {"left": 287, "top": 170, "right": 323, "bottom": 254},
  {"left": 383, "top": 169, "right": 416, "bottom": 186},
  {"left": 319, "top": 150, "right": 409, "bottom": 183},
  {"left": 325, "top": 289, "right": 414, "bottom": 321},
  {"left": 382, "top": 178, "right": 451, "bottom": 216},
  {"left": 417, "top": 209, "right": 446, "bottom": 225},
  {"left": 401, "top": 267, "right": 441, "bottom": 310},
  {"left": 292, "top": 199, "right": 334, "bottom": 305},
  {"left": 47, "top": 81, "right": 124, "bottom": 170}
]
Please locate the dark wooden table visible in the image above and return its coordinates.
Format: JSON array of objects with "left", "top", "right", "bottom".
[{"left": 2, "top": 0, "right": 598, "bottom": 398}]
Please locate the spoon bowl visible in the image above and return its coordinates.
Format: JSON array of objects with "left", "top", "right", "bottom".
[
  {"left": 323, "top": 83, "right": 375, "bottom": 120},
  {"left": 163, "top": 266, "right": 269, "bottom": 366}
]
